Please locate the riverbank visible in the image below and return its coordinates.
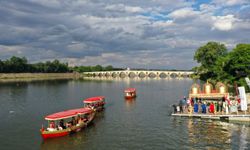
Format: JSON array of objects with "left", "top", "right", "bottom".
[{"left": 0, "top": 73, "right": 81, "bottom": 82}]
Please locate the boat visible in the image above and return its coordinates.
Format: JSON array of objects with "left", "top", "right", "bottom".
[
  {"left": 124, "top": 88, "right": 136, "bottom": 99},
  {"left": 83, "top": 96, "right": 105, "bottom": 111},
  {"left": 40, "top": 107, "right": 95, "bottom": 139}
]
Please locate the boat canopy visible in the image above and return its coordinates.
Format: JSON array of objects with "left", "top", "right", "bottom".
[
  {"left": 124, "top": 88, "right": 136, "bottom": 93},
  {"left": 83, "top": 96, "right": 105, "bottom": 104},
  {"left": 45, "top": 107, "right": 93, "bottom": 121}
]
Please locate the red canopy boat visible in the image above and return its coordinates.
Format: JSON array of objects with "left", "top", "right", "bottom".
[
  {"left": 83, "top": 96, "right": 105, "bottom": 111},
  {"left": 40, "top": 107, "right": 95, "bottom": 139},
  {"left": 124, "top": 88, "right": 136, "bottom": 99}
]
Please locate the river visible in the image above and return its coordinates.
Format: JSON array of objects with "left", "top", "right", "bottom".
[{"left": 0, "top": 79, "right": 249, "bottom": 150}]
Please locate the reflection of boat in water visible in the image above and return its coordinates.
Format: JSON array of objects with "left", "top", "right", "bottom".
[
  {"left": 83, "top": 96, "right": 105, "bottom": 111},
  {"left": 124, "top": 88, "right": 136, "bottom": 99},
  {"left": 40, "top": 107, "right": 95, "bottom": 139},
  {"left": 124, "top": 97, "right": 136, "bottom": 111}
]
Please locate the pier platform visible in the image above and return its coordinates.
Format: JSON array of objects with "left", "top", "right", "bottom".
[{"left": 171, "top": 113, "right": 250, "bottom": 122}]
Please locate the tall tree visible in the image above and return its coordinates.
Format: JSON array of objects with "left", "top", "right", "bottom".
[
  {"left": 193, "top": 41, "right": 228, "bottom": 81},
  {"left": 223, "top": 44, "right": 250, "bottom": 86},
  {"left": 8, "top": 56, "right": 28, "bottom": 73},
  {"left": 0, "top": 60, "right": 4, "bottom": 72}
]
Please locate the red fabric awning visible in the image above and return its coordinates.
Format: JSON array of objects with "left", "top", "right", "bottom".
[
  {"left": 83, "top": 96, "right": 105, "bottom": 103},
  {"left": 45, "top": 107, "right": 93, "bottom": 120},
  {"left": 124, "top": 88, "right": 136, "bottom": 93}
]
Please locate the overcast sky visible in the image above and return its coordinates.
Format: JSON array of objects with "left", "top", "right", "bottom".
[{"left": 0, "top": 0, "right": 249, "bottom": 70}]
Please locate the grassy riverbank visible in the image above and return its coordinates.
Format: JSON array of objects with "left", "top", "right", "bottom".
[{"left": 0, "top": 73, "right": 81, "bottom": 82}]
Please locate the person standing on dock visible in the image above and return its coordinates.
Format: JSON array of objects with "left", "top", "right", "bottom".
[
  {"left": 209, "top": 102, "right": 215, "bottom": 114},
  {"left": 201, "top": 102, "right": 206, "bottom": 114},
  {"left": 194, "top": 102, "right": 199, "bottom": 113},
  {"left": 219, "top": 101, "right": 223, "bottom": 113},
  {"left": 172, "top": 104, "right": 177, "bottom": 113},
  {"left": 214, "top": 102, "right": 217, "bottom": 114},
  {"left": 183, "top": 96, "right": 187, "bottom": 113},
  {"left": 225, "top": 101, "right": 229, "bottom": 114},
  {"left": 179, "top": 99, "right": 183, "bottom": 113}
]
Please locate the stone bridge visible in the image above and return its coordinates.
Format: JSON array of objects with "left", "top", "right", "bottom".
[{"left": 83, "top": 70, "right": 193, "bottom": 79}]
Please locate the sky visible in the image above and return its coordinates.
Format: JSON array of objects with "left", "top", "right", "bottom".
[{"left": 0, "top": 0, "right": 250, "bottom": 70}]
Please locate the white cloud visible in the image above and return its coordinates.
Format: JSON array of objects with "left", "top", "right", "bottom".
[
  {"left": 200, "top": 4, "right": 218, "bottom": 13},
  {"left": 212, "top": 15, "right": 236, "bottom": 31},
  {"left": 105, "top": 4, "right": 144, "bottom": 13},
  {"left": 212, "top": 0, "right": 249, "bottom": 6},
  {"left": 152, "top": 20, "right": 174, "bottom": 27},
  {"left": 168, "top": 7, "right": 200, "bottom": 19}
]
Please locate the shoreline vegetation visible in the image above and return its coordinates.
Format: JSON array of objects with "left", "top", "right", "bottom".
[{"left": 0, "top": 73, "right": 81, "bottom": 82}]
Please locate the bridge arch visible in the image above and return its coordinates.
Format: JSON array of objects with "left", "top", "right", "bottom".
[
  {"left": 159, "top": 72, "right": 168, "bottom": 78},
  {"left": 128, "top": 72, "right": 136, "bottom": 78},
  {"left": 170, "top": 73, "right": 178, "bottom": 78},
  {"left": 181, "top": 73, "right": 189, "bottom": 78},
  {"left": 120, "top": 72, "right": 126, "bottom": 78},
  {"left": 148, "top": 72, "right": 156, "bottom": 78},
  {"left": 138, "top": 72, "right": 146, "bottom": 78},
  {"left": 98, "top": 73, "right": 102, "bottom": 77},
  {"left": 105, "top": 72, "right": 110, "bottom": 77},
  {"left": 111, "top": 72, "right": 117, "bottom": 78}
]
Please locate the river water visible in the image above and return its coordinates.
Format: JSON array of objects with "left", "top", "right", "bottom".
[{"left": 0, "top": 79, "right": 250, "bottom": 150}]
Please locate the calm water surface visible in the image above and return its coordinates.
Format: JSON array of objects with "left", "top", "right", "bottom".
[{"left": 0, "top": 79, "right": 250, "bottom": 150}]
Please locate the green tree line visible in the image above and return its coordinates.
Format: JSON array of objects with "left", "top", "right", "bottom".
[
  {"left": 71, "top": 65, "right": 122, "bottom": 72},
  {"left": 192, "top": 42, "right": 250, "bottom": 91},
  {"left": 0, "top": 56, "right": 118, "bottom": 73},
  {"left": 0, "top": 56, "right": 70, "bottom": 73}
]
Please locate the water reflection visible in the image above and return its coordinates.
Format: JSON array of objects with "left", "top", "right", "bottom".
[
  {"left": 239, "top": 125, "right": 248, "bottom": 149},
  {"left": 187, "top": 119, "right": 231, "bottom": 149},
  {"left": 0, "top": 82, "right": 29, "bottom": 118},
  {"left": 40, "top": 129, "right": 88, "bottom": 150},
  {"left": 125, "top": 98, "right": 136, "bottom": 110}
]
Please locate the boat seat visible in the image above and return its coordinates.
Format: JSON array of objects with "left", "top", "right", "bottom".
[{"left": 47, "top": 128, "right": 57, "bottom": 131}]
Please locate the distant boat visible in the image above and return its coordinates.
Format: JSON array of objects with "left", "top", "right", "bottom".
[
  {"left": 40, "top": 107, "right": 95, "bottom": 139},
  {"left": 124, "top": 88, "right": 136, "bottom": 99},
  {"left": 83, "top": 96, "right": 105, "bottom": 111}
]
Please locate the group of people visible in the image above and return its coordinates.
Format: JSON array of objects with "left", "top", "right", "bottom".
[
  {"left": 173, "top": 97, "right": 239, "bottom": 115},
  {"left": 48, "top": 115, "right": 89, "bottom": 131}
]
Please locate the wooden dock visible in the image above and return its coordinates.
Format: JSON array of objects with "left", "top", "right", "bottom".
[{"left": 171, "top": 113, "right": 250, "bottom": 122}]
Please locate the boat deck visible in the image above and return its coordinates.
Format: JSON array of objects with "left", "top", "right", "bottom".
[{"left": 171, "top": 112, "right": 250, "bottom": 122}]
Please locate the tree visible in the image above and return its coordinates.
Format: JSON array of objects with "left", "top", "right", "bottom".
[
  {"left": 193, "top": 43, "right": 250, "bottom": 92},
  {"left": 225, "top": 44, "right": 250, "bottom": 78},
  {"left": 104, "top": 65, "right": 113, "bottom": 71},
  {"left": 193, "top": 41, "right": 228, "bottom": 81},
  {"left": 92, "top": 65, "right": 103, "bottom": 71},
  {"left": 6, "top": 56, "right": 29, "bottom": 73},
  {"left": 0, "top": 60, "right": 4, "bottom": 72},
  {"left": 223, "top": 44, "right": 250, "bottom": 87}
]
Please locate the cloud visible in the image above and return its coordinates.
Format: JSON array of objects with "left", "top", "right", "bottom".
[
  {"left": 212, "top": 0, "right": 249, "bottom": 6},
  {"left": 0, "top": 0, "right": 249, "bottom": 69},
  {"left": 212, "top": 15, "right": 236, "bottom": 31},
  {"left": 168, "top": 7, "right": 200, "bottom": 19},
  {"left": 105, "top": 4, "right": 144, "bottom": 13}
]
